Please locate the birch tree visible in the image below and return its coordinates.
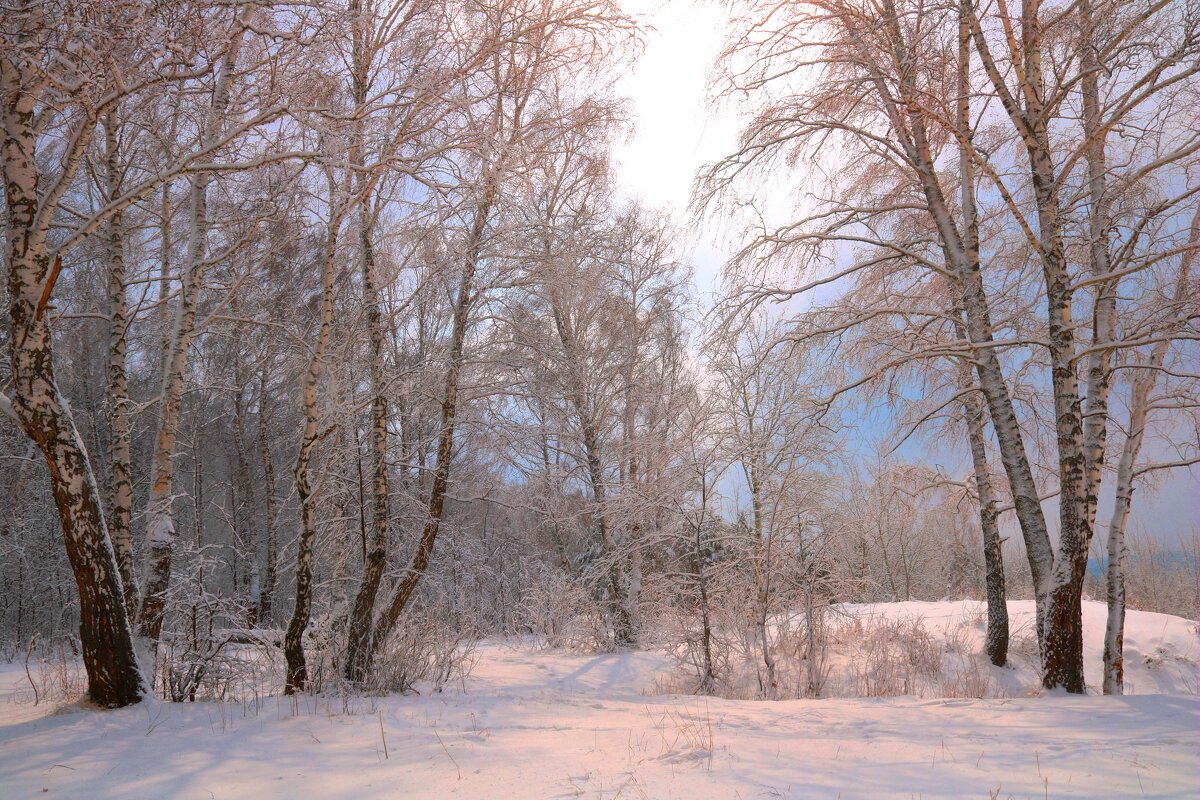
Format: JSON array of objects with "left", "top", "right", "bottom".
[
  {"left": 139, "top": 3, "right": 262, "bottom": 644},
  {"left": 702, "top": 0, "right": 1197, "bottom": 691},
  {"left": 0, "top": 0, "right": 228, "bottom": 707},
  {"left": 1103, "top": 208, "right": 1198, "bottom": 694}
]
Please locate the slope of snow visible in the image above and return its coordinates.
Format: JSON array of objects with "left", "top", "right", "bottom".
[
  {"left": 823, "top": 599, "right": 1199, "bottom": 697},
  {"left": 1, "top": 601, "right": 1196, "bottom": 799}
]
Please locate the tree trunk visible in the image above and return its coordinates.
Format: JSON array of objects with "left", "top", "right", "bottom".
[
  {"left": 1012, "top": 0, "right": 1090, "bottom": 694},
  {"left": 257, "top": 362, "right": 278, "bottom": 624},
  {"left": 102, "top": 113, "right": 139, "bottom": 622},
  {"left": 693, "top": 522, "right": 715, "bottom": 693},
  {"left": 342, "top": 0, "right": 395, "bottom": 683},
  {"left": 1, "top": 61, "right": 144, "bottom": 706},
  {"left": 749, "top": 465, "right": 777, "bottom": 698},
  {"left": 139, "top": 12, "right": 251, "bottom": 644},
  {"left": 963, "top": 381, "right": 1008, "bottom": 666},
  {"left": 956, "top": 0, "right": 1007, "bottom": 667},
  {"left": 343, "top": 203, "right": 391, "bottom": 684},
  {"left": 1104, "top": 210, "right": 1195, "bottom": 693},
  {"left": 367, "top": 186, "right": 493, "bottom": 669},
  {"left": 550, "top": 297, "right": 632, "bottom": 645},
  {"left": 284, "top": 207, "right": 341, "bottom": 695},
  {"left": 873, "top": 3, "right": 1056, "bottom": 645}
]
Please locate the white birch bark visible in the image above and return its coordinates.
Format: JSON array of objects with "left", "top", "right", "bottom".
[
  {"left": 871, "top": 0, "right": 1057, "bottom": 628},
  {"left": 284, "top": 186, "right": 345, "bottom": 695},
  {"left": 1, "top": 51, "right": 145, "bottom": 707},
  {"left": 369, "top": 180, "right": 496, "bottom": 665},
  {"left": 343, "top": 0, "right": 392, "bottom": 676},
  {"left": 956, "top": 0, "right": 1007, "bottom": 665},
  {"left": 1103, "top": 209, "right": 1197, "bottom": 694},
  {"left": 102, "top": 112, "right": 139, "bottom": 621},
  {"left": 139, "top": 12, "right": 253, "bottom": 642}
]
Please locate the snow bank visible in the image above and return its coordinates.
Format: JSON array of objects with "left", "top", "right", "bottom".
[
  {"left": 1, "top": 602, "right": 1195, "bottom": 799},
  {"left": 822, "top": 600, "right": 1199, "bottom": 697}
]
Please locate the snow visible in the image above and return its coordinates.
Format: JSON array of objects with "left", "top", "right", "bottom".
[{"left": 1, "top": 601, "right": 1196, "bottom": 799}]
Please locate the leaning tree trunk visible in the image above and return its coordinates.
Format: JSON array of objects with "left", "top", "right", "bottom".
[
  {"left": 1, "top": 63, "right": 144, "bottom": 706},
  {"left": 102, "top": 112, "right": 139, "bottom": 621},
  {"left": 953, "top": 4, "right": 1007, "bottom": 666},
  {"left": 1104, "top": 212, "right": 1195, "bottom": 694},
  {"left": 139, "top": 15, "right": 250, "bottom": 644},
  {"left": 366, "top": 187, "right": 493, "bottom": 670},
  {"left": 343, "top": 203, "right": 392, "bottom": 684},
  {"left": 283, "top": 207, "right": 341, "bottom": 695},
  {"left": 865, "top": 10, "right": 1056, "bottom": 648}
]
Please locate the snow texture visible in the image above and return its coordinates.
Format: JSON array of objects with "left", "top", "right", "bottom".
[{"left": 1, "top": 601, "right": 1195, "bottom": 798}]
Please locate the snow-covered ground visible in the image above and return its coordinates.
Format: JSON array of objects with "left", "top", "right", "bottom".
[{"left": 1, "top": 601, "right": 1196, "bottom": 799}]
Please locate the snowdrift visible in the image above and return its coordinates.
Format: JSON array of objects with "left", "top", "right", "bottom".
[{"left": 1, "top": 601, "right": 1195, "bottom": 799}]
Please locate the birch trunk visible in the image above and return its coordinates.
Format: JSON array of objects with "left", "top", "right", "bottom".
[
  {"left": 342, "top": 0, "right": 394, "bottom": 684},
  {"left": 1009, "top": 0, "right": 1090, "bottom": 694},
  {"left": 102, "top": 113, "right": 139, "bottom": 621},
  {"left": 368, "top": 186, "right": 494, "bottom": 668},
  {"left": 1101, "top": 354, "right": 1158, "bottom": 695},
  {"left": 257, "top": 362, "right": 278, "bottom": 624},
  {"left": 749, "top": 462, "right": 777, "bottom": 698},
  {"left": 1104, "top": 210, "right": 1196, "bottom": 693},
  {"left": 139, "top": 14, "right": 251, "bottom": 643},
  {"left": 1078, "top": 0, "right": 1117, "bottom": 536},
  {"left": 1, "top": 59, "right": 145, "bottom": 707},
  {"left": 955, "top": 4, "right": 1006, "bottom": 666},
  {"left": 284, "top": 207, "right": 341, "bottom": 694},
  {"left": 962, "top": 378, "right": 1008, "bottom": 666},
  {"left": 342, "top": 204, "right": 391, "bottom": 683},
  {"left": 874, "top": 2, "right": 1056, "bottom": 642}
]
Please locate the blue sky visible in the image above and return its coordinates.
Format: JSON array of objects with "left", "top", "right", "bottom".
[{"left": 611, "top": 0, "right": 1199, "bottom": 545}]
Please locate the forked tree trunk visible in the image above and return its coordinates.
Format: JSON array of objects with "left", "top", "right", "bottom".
[
  {"left": 1, "top": 62, "right": 145, "bottom": 706},
  {"left": 343, "top": 0, "right": 394, "bottom": 683},
  {"left": 366, "top": 186, "right": 494, "bottom": 670},
  {"left": 964, "top": 0, "right": 1100, "bottom": 692},
  {"left": 870, "top": 3, "right": 1056, "bottom": 653},
  {"left": 343, "top": 203, "right": 391, "bottom": 684}
]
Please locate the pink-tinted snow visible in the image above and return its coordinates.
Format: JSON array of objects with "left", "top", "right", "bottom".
[{"left": 1, "top": 601, "right": 1195, "bottom": 798}]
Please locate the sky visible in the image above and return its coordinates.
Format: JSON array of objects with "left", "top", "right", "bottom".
[
  {"left": 608, "top": 0, "right": 1199, "bottom": 546},
  {"left": 612, "top": 0, "right": 738, "bottom": 298}
]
